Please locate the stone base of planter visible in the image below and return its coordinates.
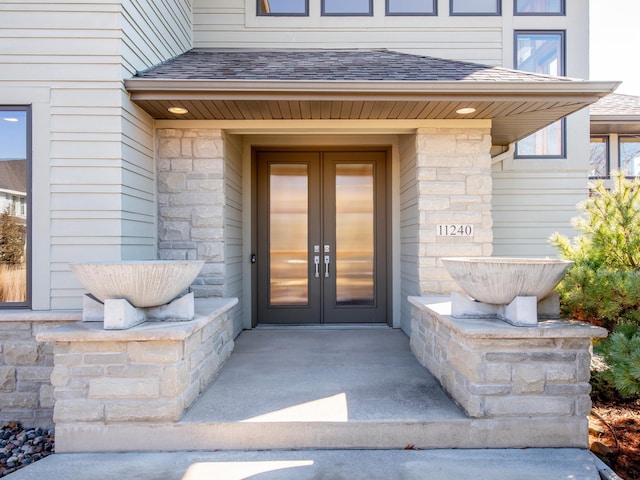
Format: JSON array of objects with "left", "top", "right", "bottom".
[
  {"left": 36, "top": 297, "right": 237, "bottom": 426},
  {"left": 409, "top": 296, "right": 607, "bottom": 445}
]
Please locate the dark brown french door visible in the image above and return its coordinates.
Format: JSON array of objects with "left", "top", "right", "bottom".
[{"left": 255, "top": 150, "right": 387, "bottom": 324}]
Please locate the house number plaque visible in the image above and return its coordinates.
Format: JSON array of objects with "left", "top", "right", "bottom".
[{"left": 437, "top": 224, "right": 474, "bottom": 237}]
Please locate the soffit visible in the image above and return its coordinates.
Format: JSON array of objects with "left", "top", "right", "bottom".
[{"left": 125, "top": 49, "right": 620, "bottom": 145}]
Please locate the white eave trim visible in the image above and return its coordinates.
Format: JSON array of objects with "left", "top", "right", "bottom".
[{"left": 125, "top": 79, "right": 620, "bottom": 97}]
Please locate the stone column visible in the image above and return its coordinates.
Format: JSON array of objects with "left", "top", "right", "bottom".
[
  {"left": 415, "top": 127, "right": 493, "bottom": 295},
  {"left": 157, "top": 129, "right": 225, "bottom": 297}
]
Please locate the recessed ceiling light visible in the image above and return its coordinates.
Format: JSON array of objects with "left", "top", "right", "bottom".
[
  {"left": 456, "top": 107, "right": 477, "bottom": 115},
  {"left": 2, "top": 117, "right": 19, "bottom": 122},
  {"left": 168, "top": 107, "right": 188, "bottom": 115}
]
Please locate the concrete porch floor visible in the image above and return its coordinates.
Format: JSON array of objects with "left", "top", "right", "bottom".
[{"left": 182, "top": 326, "right": 466, "bottom": 424}]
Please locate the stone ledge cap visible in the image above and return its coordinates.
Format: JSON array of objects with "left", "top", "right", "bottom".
[
  {"left": 36, "top": 297, "right": 237, "bottom": 343},
  {"left": 409, "top": 296, "right": 607, "bottom": 339},
  {"left": 0, "top": 310, "right": 82, "bottom": 322}
]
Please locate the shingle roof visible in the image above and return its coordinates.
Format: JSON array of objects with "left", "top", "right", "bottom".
[
  {"left": 590, "top": 93, "right": 640, "bottom": 116},
  {"left": 0, "top": 160, "right": 26, "bottom": 194},
  {"left": 134, "top": 49, "right": 577, "bottom": 83}
]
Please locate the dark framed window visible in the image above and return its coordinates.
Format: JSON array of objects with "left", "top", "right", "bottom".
[
  {"left": 515, "top": 31, "right": 566, "bottom": 158},
  {"left": 322, "top": 0, "right": 372, "bottom": 15},
  {"left": 515, "top": 31, "right": 565, "bottom": 75},
  {"left": 387, "top": 0, "right": 437, "bottom": 15},
  {"left": 515, "top": 119, "right": 566, "bottom": 158},
  {"left": 589, "top": 136, "right": 609, "bottom": 178},
  {"left": 258, "top": 0, "right": 308, "bottom": 16},
  {"left": 0, "top": 106, "right": 31, "bottom": 308},
  {"left": 620, "top": 136, "right": 640, "bottom": 177},
  {"left": 450, "top": 0, "right": 501, "bottom": 15},
  {"left": 515, "top": 0, "right": 564, "bottom": 15}
]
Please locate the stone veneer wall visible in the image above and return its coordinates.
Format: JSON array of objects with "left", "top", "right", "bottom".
[
  {"left": 409, "top": 297, "right": 607, "bottom": 424},
  {"left": 38, "top": 299, "right": 237, "bottom": 432},
  {"left": 157, "top": 128, "right": 226, "bottom": 298},
  {"left": 0, "top": 314, "right": 80, "bottom": 429},
  {"left": 414, "top": 127, "right": 493, "bottom": 295}
]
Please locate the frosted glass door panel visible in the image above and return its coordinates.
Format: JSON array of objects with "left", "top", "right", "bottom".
[{"left": 269, "top": 164, "right": 308, "bottom": 305}]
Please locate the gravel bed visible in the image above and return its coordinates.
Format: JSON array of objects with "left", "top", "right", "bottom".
[{"left": 0, "top": 422, "right": 54, "bottom": 477}]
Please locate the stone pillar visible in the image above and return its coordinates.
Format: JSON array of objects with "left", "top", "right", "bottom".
[
  {"left": 157, "top": 129, "right": 225, "bottom": 297},
  {"left": 415, "top": 127, "right": 493, "bottom": 295}
]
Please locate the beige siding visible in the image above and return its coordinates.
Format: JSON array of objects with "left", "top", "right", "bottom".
[
  {"left": 0, "top": 1, "right": 191, "bottom": 309},
  {"left": 399, "top": 134, "right": 419, "bottom": 334},
  {"left": 223, "top": 133, "right": 244, "bottom": 336},
  {"left": 491, "top": 171, "right": 587, "bottom": 258},
  {"left": 119, "top": 0, "right": 192, "bottom": 262},
  {"left": 193, "top": 0, "right": 504, "bottom": 64}
]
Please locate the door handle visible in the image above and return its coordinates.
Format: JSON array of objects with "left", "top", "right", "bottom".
[
  {"left": 314, "top": 256, "right": 320, "bottom": 278},
  {"left": 324, "top": 255, "right": 330, "bottom": 278}
]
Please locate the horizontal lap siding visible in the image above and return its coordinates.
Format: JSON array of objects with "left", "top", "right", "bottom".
[
  {"left": 193, "top": 1, "right": 503, "bottom": 65},
  {"left": 120, "top": 1, "right": 191, "bottom": 262},
  {"left": 400, "top": 135, "right": 419, "bottom": 335},
  {"left": 0, "top": 2, "right": 192, "bottom": 308},
  {"left": 223, "top": 133, "right": 244, "bottom": 335},
  {"left": 491, "top": 172, "right": 587, "bottom": 258}
]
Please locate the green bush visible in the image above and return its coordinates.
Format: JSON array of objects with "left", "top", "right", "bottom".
[
  {"left": 600, "top": 324, "right": 640, "bottom": 399},
  {"left": 550, "top": 172, "right": 640, "bottom": 399},
  {"left": 550, "top": 172, "right": 640, "bottom": 331}
]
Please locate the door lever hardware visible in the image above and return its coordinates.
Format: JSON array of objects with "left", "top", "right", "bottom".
[
  {"left": 324, "top": 255, "right": 330, "bottom": 277},
  {"left": 314, "top": 256, "right": 320, "bottom": 277}
]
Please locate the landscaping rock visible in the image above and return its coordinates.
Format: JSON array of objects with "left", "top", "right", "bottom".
[{"left": 0, "top": 422, "right": 54, "bottom": 477}]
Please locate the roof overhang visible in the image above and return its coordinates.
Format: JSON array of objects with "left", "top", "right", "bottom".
[
  {"left": 590, "top": 115, "right": 640, "bottom": 135},
  {"left": 125, "top": 78, "right": 620, "bottom": 145}
]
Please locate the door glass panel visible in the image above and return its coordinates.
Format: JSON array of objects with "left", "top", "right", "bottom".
[
  {"left": 335, "top": 164, "right": 374, "bottom": 305},
  {"left": 269, "top": 164, "right": 308, "bottom": 305}
]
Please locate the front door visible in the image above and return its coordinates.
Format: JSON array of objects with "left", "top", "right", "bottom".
[{"left": 255, "top": 150, "right": 387, "bottom": 324}]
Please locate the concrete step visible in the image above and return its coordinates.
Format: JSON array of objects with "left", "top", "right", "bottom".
[
  {"left": 5, "top": 449, "right": 604, "bottom": 480},
  {"left": 55, "top": 416, "right": 585, "bottom": 452}
]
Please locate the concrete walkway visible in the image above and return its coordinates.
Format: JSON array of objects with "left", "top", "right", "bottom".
[{"left": 6, "top": 448, "right": 606, "bottom": 479}]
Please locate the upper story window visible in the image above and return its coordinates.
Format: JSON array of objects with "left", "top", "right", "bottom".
[
  {"left": 515, "top": 0, "right": 564, "bottom": 15},
  {"left": 515, "top": 31, "right": 564, "bottom": 75},
  {"left": 0, "top": 107, "right": 30, "bottom": 308},
  {"left": 387, "top": 0, "right": 436, "bottom": 15},
  {"left": 450, "top": 0, "right": 501, "bottom": 15},
  {"left": 258, "top": 0, "right": 309, "bottom": 15},
  {"left": 589, "top": 135, "right": 640, "bottom": 178},
  {"left": 514, "top": 31, "right": 565, "bottom": 158},
  {"left": 590, "top": 136, "right": 609, "bottom": 178},
  {"left": 322, "top": 0, "right": 372, "bottom": 15},
  {"left": 620, "top": 136, "right": 640, "bottom": 177}
]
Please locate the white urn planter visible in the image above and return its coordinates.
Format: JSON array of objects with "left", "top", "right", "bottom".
[
  {"left": 441, "top": 257, "right": 572, "bottom": 326},
  {"left": 70, "top": 260, "right": 205, "bottom": 329}
]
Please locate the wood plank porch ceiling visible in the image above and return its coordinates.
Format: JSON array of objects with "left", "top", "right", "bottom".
[{"left": 125, "top": 49, "right": 620, "bottom": 146}]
